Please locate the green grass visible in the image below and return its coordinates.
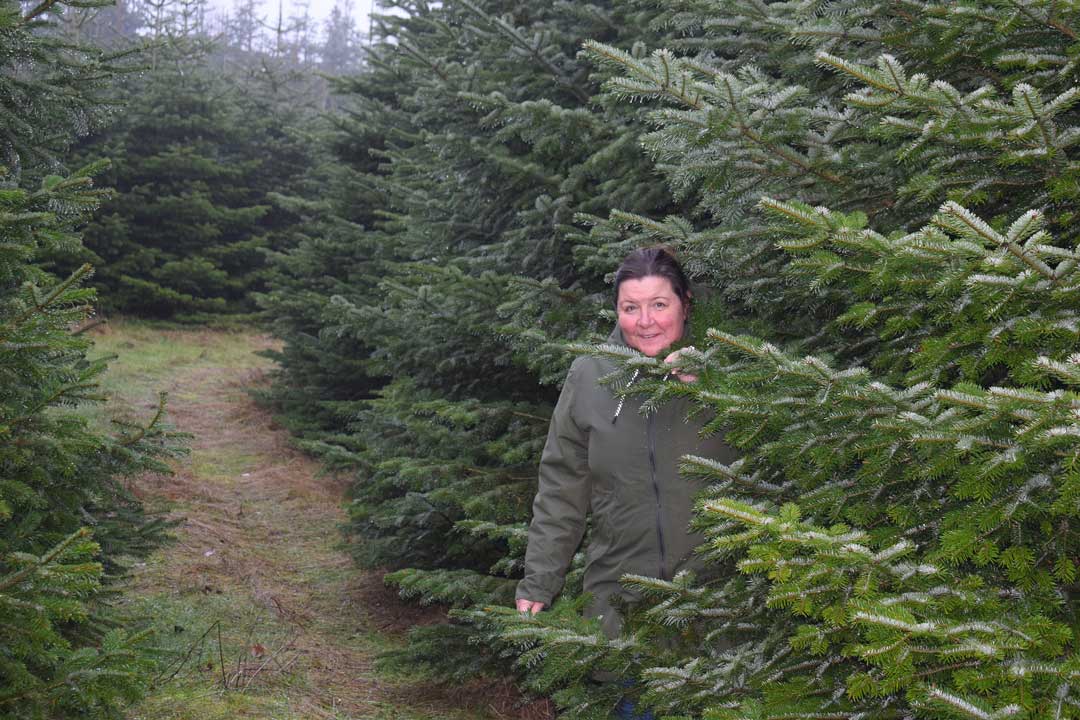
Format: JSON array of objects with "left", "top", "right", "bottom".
[
  {"left": 191, "top": 451, "right": 263, "bottom": 480},
  {"left": 124, "top": 588, "right": 479, "bottom": 720},
  {"left": 121, "top": 591, "right": 315, "bottom": 720},
  {"left": 79, "top": 317, "right": 272, "bottom": 430},
  {"left": 96, "top": 320, "right": 505, "bottom": 720},
  {"left": 89, "top": 317, "right": 271, "bottom": 396},
  {"left": 130, "top": 689, "right": 299, "bottom": 720}
]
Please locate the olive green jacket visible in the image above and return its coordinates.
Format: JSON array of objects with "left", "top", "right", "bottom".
[{"left": 516, "top": 327, "right": 739, "bottom": 637}]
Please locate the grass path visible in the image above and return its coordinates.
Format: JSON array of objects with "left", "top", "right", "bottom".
[{"left": 89, "top": 321, "right": 546, "bottom": 720}]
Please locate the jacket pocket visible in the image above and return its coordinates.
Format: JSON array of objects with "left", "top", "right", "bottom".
[{"left": 585, "top": 506, "right": 619, "bottom": 569}]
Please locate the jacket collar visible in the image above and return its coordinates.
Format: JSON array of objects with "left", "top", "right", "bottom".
[{"left": 607, "top": 323, "right": 628, "bottom": 347}]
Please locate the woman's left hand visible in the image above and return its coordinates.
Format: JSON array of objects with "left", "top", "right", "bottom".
[
  {"left": 664, "top": 347, "right": 698, "bottom": 382},
  {"left": 516, "top": 598, "right": 546, "bottom": 615}
]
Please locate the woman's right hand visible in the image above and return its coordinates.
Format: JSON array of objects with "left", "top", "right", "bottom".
[
  {"left": 516, "top": 598, "right": 546, "bottom": 615},
  {"left": 664, "top": 346, "right": 698, "bottom": 382}
]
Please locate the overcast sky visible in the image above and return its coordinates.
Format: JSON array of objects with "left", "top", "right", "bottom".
[{"left": 209, "top": 0, "right": 376, "bottom": 30}]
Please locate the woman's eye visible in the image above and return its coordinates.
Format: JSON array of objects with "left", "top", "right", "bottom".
[{"left": 622, "top": 305, "right": 637, "bottom": 313}]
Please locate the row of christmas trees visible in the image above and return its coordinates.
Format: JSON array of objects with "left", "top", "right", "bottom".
[
  {"left": 43, "top": 0, "right": 364, "bottom": 319},
  {"left": 0, "top": 0, "right": 349, "bottom": 714},
  {"left": 0, "top": 0, "right": 185, "bottom": 714},
  {"left": 259, "top": 0, "right": 1080, "bottom": 718}
]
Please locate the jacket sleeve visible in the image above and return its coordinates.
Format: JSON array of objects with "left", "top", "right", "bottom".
[{"left": 516, "top": 363, "right": 591, "bottom": 606}]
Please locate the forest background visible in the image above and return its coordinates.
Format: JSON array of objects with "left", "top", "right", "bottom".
[{"left": 8, "top": 0, "right": 1080, "bottom": 719}]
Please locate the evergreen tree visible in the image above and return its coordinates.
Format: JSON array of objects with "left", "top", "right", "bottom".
[
  {"left": 257, "top": 0, "right": 692, "bottom": 680},
  {"left": 57, "top": 41, "right": 311, "bottom": 319},
  {"left": 457, "top": 2, "right": 1080, "bottom": 719},
  {"left": 320, "top": 1, "right": 364, "bottom": 76},
  {"left": 223, "top": 0, "right": 261, "bottom": 53},
  {"left": 0, "top": 0, "right": 180, "bottom": 715}
]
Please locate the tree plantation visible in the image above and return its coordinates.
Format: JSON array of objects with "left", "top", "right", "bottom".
[{"left": 6, "top": 0, "right": 1080, "bottom": 718}]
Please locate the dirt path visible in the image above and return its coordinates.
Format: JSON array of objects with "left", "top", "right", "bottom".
[{"left": 100, "top": 325, "right": 551, "bottom": 720}]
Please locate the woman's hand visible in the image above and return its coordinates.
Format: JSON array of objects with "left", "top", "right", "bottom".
[
  {"left": 516, "top": 598, "right": 546, "bottom": 615},
  {"left": 664, "top": 346, "right": 698, "bottom": 382}
]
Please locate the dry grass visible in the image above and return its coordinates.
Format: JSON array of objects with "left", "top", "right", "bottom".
[{"left": 99, "top": 322, "right": 554, "bottom": 720}]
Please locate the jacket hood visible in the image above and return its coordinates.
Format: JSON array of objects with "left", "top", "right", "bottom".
[{"left": 606, "top": 323, "right": 628, "bottom": 347}]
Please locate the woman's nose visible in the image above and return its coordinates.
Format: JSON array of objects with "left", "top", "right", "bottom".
[{"left": 638, "top": 308, "right": 654, "bottom": 326}]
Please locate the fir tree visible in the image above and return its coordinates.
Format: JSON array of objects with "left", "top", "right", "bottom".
[
  {"left": 459, "top": 3, "right": 1080, "bottom": 719},
  {"left": 0, "top": 0, "right": 180, "bottom": 715},
  {"left": 58, "top": 57, "right": 310, "bottom": 319},
  {"left": 41, "top": 0, "right": 334, "bottom": 320},
  {"left": 258, "top": 0, "right": 693, "bottom": 682}
]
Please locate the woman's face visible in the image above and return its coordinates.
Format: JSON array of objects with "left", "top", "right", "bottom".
[{"left": 616, "top": 275, "right": 688, "bottom": 357}]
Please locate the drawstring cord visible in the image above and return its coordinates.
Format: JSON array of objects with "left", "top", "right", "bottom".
[
  {"left": 612, "top": 369, "right": 640, "bottom": 423},
  {"left": 611, "top": 346, "right": 693, "bottom": 423}
]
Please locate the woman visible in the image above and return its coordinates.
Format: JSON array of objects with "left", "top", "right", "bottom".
[{"left": 515, "top": 247, "right": 739, "bottom": 639}]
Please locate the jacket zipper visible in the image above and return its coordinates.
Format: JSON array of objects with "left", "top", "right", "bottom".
[{"left": 647, "top": 412, "right": 667, "bottom": 580}]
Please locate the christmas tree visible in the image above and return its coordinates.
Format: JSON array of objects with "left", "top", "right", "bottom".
[
  {"left": 0, "top": 0, "right": 179, "bottom": 715},
  {"left": 464, "top": 2, "right": 1080, "bottom": 718},
  {"left": 257, "top": 0, "right": 691, "bottom": 681}
]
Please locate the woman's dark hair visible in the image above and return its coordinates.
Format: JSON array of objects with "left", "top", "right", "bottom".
[{"left": 613, "top": 246, "right": 691, "bottom": 307}]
